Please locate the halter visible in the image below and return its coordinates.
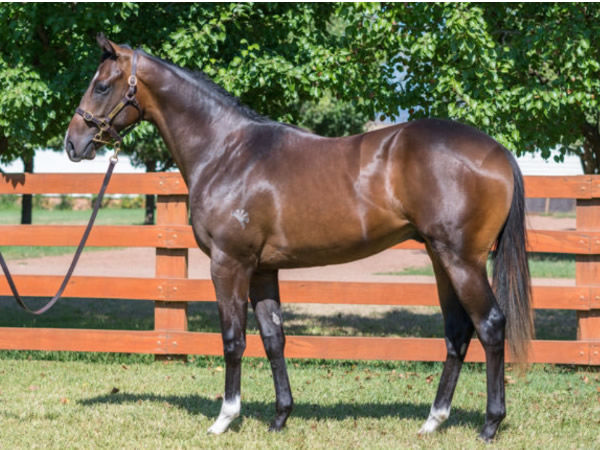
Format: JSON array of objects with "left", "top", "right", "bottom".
[
  {"left": 0, "top": 52, "right": 143, "bottom": 315},
  {"left": 75, "top": 50, "right": 142, "bottom": 160}
]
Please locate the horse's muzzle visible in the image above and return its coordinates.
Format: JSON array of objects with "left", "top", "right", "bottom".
[{"left": 66, "top": 138, "right": 96, "bottom": 162}]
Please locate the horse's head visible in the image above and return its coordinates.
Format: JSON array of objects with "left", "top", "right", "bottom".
[{"left": 65, "top": 33, "right": 143, "bottom": 162}]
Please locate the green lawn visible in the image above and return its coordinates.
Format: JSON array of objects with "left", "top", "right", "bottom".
[
  {"left": 0, "top": 354, "right": 597, "bottom": 449},
  {"left": 0, "top": 204, "right": 146, "bottom": 225},
  {"left": 0, "top": 297, "right": 594, "bottom": 447}
]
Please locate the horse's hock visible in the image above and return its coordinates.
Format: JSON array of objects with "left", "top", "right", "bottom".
[{"left": 0, "top": 171, "right": 599, "bottom": 364}]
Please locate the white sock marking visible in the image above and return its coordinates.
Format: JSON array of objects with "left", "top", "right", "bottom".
[
  {"left": 207, "top": 395, "right": 241, "bottom": 435},
  {"left": 418, "top": 405, "right": 450, "bottom": 434}
]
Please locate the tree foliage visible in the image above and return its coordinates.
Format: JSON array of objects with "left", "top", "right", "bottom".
[
  {"left": 393, "top": 3, "right": 600, "bottom": 173},
  {"left": 0, "top": 3, "right": 396, "bottom": 167},
  {"left": 4, "top": 3, "right": 599, "bottom": 175}
]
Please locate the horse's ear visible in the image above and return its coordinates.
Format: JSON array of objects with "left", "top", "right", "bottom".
[{"left": 96, "top": 32, "right": 116, "bottom": 58}]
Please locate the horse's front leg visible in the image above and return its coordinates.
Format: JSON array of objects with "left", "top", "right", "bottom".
[{"left": 207, "top": 250, "right": 252, "bottom": 435}]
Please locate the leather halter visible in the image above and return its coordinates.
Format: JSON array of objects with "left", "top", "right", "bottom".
[{"left": 75, "top": 50, "right": 142, "bottom": 156}]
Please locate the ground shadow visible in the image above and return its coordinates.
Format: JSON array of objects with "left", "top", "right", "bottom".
[
  {"left": 0, "top": 296, "right": 577, "bottom": 340},
  {"left": 78, "top": 391, "right": 484, "bottom": 430},
  {"left": 188, "top": 302, "right": 446, "bottom": 338}
]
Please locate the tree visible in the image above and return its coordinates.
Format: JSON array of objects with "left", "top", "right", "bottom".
[
  {"left": 392, "top": 3, "right": 600, "bottom": 173},
  {"left": 297, "top": 92, "right": 369, "bottom": 137},
  {"left": 0, "top": 3, "right": 398, "bottom": 154}
]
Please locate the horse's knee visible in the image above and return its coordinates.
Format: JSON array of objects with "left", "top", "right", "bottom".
[
  {"left": 254, "top": 300, "right": 286, "bottom": 358},
  {"left": 444, "top": 336, "right": 469, "bottom": 360},
  {"left": 258, "top": 312, "right": 285, "bottom": 360},
  {"left": 222, "top": 331, "right": 246, "bottom": 362},
  {"left": 444, "top": 317, "right": 474, "bottom": 359}
]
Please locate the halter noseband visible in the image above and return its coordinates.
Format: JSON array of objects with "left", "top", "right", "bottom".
[{"left": 75, "top": 50, "right": 142, "bottom": 159}]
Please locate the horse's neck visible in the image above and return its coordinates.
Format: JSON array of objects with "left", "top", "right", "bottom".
[{"left": 142, "top": 57, "right": 250, "bottom": 184}]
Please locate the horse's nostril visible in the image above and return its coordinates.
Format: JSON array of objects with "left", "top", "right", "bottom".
[
  {"left": 67, "top": 141, "right": 76, "bottom": 159},
  {"left": 66, "top": 140, "right": 81, "bottom": 162}
]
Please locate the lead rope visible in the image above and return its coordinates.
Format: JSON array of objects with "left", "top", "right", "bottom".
[{"left": 0, "top": 153, "right": 118, "bottom": 315}]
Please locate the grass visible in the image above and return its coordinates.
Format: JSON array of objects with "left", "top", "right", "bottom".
[
  {"left": 0, "top": 205, "right": 146, "bottom": 225},
  {"left": 0, "top": 354, "right": 597, "bottom": 449},
  {"left": 0, "top": 297, "right": 593, "bottom": 447},
  {"left": 379, "top": 253, "right": 575, "bottom": 279},
  {"left": 537, "top": 211, "right": 576, "bottom": 219}
]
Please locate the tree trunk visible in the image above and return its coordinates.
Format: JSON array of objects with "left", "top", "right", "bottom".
[
  {"left": 580, "top": 123, "right": 600, "bottom": 174},
  {"left": 144, "top": 159, "right": 156, "bottom": 225},
  {"left": 21, "top": 155, "right": 34, "bottom": 224}
]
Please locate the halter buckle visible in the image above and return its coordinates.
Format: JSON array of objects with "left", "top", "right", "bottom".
[
  {"left": 110, "top": 141, "right": 121, "bottom": 163},
  {"left": 83, "top": 111, "right": 93, "bottom": 122},
  {"left": 128, "top": 75, "right": 137, "bottom": 87}
]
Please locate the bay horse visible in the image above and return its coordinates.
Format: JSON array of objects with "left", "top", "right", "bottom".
[{"left": 65, "top": 34, "right": 532, "bottom": 441}]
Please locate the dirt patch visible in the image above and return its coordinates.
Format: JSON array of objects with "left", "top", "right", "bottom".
[
  {"left": 6, "top": 247, "right": 431, "bottom": 283},
  {"left": 526, "top": 214, "right": 574, "bottom": 231}
]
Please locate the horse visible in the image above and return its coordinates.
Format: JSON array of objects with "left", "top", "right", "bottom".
[{"left": 65, "top": 34, "right": 532, "bottom": 441}]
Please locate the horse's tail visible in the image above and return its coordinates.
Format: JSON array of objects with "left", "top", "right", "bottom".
[{"left": 492, "top": 151, "right": 533, "bottom": 363}]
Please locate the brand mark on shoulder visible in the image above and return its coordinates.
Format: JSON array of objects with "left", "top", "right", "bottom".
[{"left": 232, "top": 209, "right": 249, "bottom": 229}]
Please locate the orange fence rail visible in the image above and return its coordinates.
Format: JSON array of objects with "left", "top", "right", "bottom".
[{"left": 0, "top": 172, "right": 599, "bottom": 364}]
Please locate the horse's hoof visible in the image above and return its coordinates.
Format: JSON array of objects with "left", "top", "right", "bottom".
[
  {"left": 477, "top": 433, "right": 493, "bottom": 444},
  {"left": 477, "top": 429, "right": 497, "bottom": 443},
  {"left": 418, "top": 421, "right": 437, "bottom": 435},
  {"left": 268, "top": 419, "right": 286, "bottom": 432},
  {"left": 207, "top": 425, "right": 225, "bottom": 435}
]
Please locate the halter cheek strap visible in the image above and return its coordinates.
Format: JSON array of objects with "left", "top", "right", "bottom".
[{"left": 76, "top": 50, "right": 142, "bottom": 158}]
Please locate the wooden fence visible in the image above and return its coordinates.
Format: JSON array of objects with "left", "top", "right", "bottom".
[{"left": 0, "top": 172, "right": 598, "bottom": 365}]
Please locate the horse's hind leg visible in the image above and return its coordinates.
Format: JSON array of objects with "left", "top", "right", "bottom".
[
  {"left": 249, "top": 270, "right": 293, "bottom": 431},
  {"left": 419, "top": 250, "right": 474, "bottom": 435},
  {"left": 433, "top": 246, "right": 507, "bottom": 441}
]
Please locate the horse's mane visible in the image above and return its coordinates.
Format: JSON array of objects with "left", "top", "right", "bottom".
[{"left": 139, "top": 49, "right": 275, "bottom": 125}]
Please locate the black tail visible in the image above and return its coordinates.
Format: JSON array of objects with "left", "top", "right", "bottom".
[{"left": 492, "top": 152, "right": 533, "bottom": 363}]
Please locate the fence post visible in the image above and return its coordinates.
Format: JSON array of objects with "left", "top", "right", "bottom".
[
  {"left": 575, "top": 198, "right": 600, "bottom": 344},
  {"left": 155, "top": 194, "right": 189, "bottom": 361}
]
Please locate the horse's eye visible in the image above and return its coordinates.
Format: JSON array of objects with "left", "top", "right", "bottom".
[{"left": 94, "top": 82, "right": 110, "bottom": 94}]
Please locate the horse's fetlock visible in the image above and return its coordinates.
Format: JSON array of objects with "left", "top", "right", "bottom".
[
  {"left": 277, "top": 396, "right": 293, "bottom": 414},
  {"left": 487, "top": 405, "right": 506, "bottom": 422}
]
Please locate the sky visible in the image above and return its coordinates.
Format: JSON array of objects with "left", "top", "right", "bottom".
[{"left": 0, "top": 148, "right": 584, "bottom": 176}]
